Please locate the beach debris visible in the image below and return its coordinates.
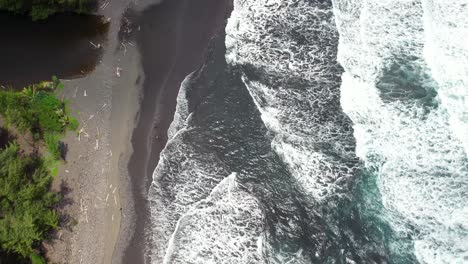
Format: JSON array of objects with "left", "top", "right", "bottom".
[
  {"left": 84, "top": 90, "right": 87, "bottom": 97},
  {"left": 73, "top": 86, "right": 79, "bottom": 98},
  {"left": 105, "top": 193, "right": 110, "bottom": 202},
  {"left": 95, "top": 139, "right": 99, "bottom": 150},
  {"left": 121, "top": 42, "right": 127, "bottom": 55},
  {"left": 89, "top": 41, "right": 101, "bottom": 49},
  {"left": 78, "top": 127, "right": 89, "bottom": 141},
  {"left": 100, "top": 1, "right": 110, "bottom": 10},
  {"left": 114, "top": 195, "right": 117, "bottom": 205},
  {"left": 112, "top": 187, "right": 117, "bottom": 194},
  {"left": 88, "top": 114, "right": 95, "bottom": 121},
  {"left": 79, "top": 198, "right": 89, "bottom": 222},
  {"left": 115, "top": 67, "right": 122, "bottom": 77}
]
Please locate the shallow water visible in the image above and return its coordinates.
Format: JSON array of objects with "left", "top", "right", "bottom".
[{"left": 0, "top": 12, "right": 108, "bottom": 88}]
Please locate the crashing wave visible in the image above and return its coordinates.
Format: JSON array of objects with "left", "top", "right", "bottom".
[
  {"left": 163, "top": 173, "right": 265, "bottom": 264},
  {"left": 333, "top": 0, "right": 468, "bottom": 262},
  {"left": 226, "top": 0, "right": 357, "bottom": 201}
]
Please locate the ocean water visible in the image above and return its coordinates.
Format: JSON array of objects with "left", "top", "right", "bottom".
[
  {"left": 334, "top": 0, "right": 468, "bottom": 263},
  {"left": 148, "top": 0, "right": 467, "bottom": 263}
]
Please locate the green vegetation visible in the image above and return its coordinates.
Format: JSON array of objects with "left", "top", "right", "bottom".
[
  {"left": 0, "top": 77, "right": 79, "bottom": 157},
  {"left": 0, "top": 144, "right": 59, "bottom": 261},
  {"left": 0, "top": 0, "right": 91, "bottom": 20},
  {"left": 0, "top": 78, "right": 78, "bottom": 263}
]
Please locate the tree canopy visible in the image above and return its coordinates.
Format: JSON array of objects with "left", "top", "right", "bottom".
[{"left": 0, "top": 143, "right": 59, "bottom": 260}]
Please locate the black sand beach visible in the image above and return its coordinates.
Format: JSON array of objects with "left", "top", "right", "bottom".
[
  {"left": 123, "top": 0, "right": 230, "bottom": 262},
  {"left": 0, "top": 0, "right": 232, "bottom": 262}
]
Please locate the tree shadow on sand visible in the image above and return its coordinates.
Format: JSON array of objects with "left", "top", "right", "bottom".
[
  {"left": 54, "top": 180, "right": 77, "bottom": 233},
  {"left": 58, "top": 141, "right": 68, "bottom": 161}
]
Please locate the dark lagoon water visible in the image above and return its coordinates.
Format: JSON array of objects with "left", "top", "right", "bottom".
[{"left": 0, "top": 12, "right": 109, "bottom": 88}]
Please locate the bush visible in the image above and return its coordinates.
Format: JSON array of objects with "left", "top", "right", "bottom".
[
  {"left": 0, "top": 144, "right": 60, "bottom": 260},
  {"left": 44, "top": 133, "right": 60, "bottom": 160},
  {"left": 30, "top": 252, "right": 47, "bottom": 264},
  {"left": 0, "top": 79, "right": 79, "bottom": 159}
]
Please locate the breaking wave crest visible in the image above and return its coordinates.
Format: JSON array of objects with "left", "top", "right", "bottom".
[
  {"left": 333, "top": 0, "right": 468, "bottom": 262},
  {"left": 226, "top": 0, "right": 357, "bottom": 201},
  {"left": 163, "top": 173, "right": 264, "bottom": 264}
]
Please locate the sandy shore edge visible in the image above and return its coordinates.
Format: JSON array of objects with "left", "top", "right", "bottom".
[
  {"left": 43, "top": 0, "right": 232, "bottom": 263},
  {"left": 43, "top": 0, "right": 141, "bottom": 263}
]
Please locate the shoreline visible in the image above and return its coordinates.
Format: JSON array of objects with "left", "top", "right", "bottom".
[
  {"left": 36, "top": 0, "right": 232, "bottom": 262},
  {"left": 121, "top": 0, "right": 231, "bottom": 263}
]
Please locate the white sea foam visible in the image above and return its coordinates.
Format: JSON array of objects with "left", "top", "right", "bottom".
[
  {"left": 163, "top": 173, "right": 265, "bottom": 264},
  {"left": 226, "top": 0, "right": 356, "bottom": 201},
  {"left": 149, "top": 126, "right": 231, "bottom": 262},
  {"left": 149, "top": 72, "right": 228, "bottom": 262},
  {"left": 150, "top": 0, "right": 467, "bottom": 262},
  {"left": 333, "top": 0, "right": 468, "bottom": 262},
  {"left": 167, "top": 72, "right": 193, "bottom": 140},
  {"left": 148, "top": 68, "right": 268, "bottom": 262},
  {"left": 421, "top": 0, "right": 468, "bottom": 153}
]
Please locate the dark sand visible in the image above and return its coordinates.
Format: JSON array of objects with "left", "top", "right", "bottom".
[{"left": 122, "top": 0, "right": 230, "bottom": 263}]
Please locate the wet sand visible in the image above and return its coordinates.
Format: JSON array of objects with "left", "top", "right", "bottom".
[{"left": 120, "top": 0, "right": 230, "bottom": 263}]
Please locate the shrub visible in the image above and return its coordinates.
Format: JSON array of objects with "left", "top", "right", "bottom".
[
  {"left": 44, "top": 133, "right": 60, "bottom": 160},
  {"left": 0, "top": 79, "right": 79, "bottom": 159},
  {"left": 0, "top": 144, "right": 60, "bottom": 260}
]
